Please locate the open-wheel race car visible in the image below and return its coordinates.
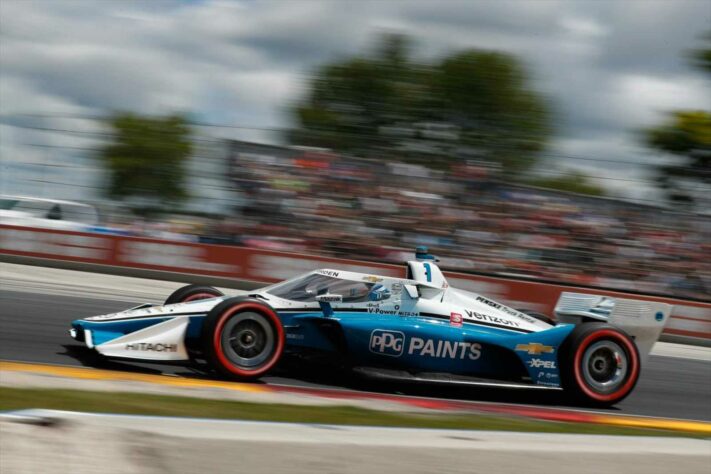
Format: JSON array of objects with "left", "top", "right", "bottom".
[{"left": 69, "top": 247, "right": 672, "bottom": 406}]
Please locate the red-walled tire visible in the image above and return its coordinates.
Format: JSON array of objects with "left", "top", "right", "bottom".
[
  {"left": 165, "top": 284, "right": 224, "bottom": 305},
  {"left": 560, "top": 323, "right": 640, "bottom": 407},
  {"left": 201, "top": 297, "right": 285, "bottom": 381}
]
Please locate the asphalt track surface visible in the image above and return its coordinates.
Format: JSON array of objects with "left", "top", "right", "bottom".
[{"left": 2, "top": 288, "right": 710, "bottom": 422}]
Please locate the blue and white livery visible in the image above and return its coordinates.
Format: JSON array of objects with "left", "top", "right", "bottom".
[{"left": 69, "top": 248, "right": 672, "bottom": 406}]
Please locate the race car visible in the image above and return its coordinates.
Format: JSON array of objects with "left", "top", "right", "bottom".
[{"left": 69, "top": 247, "right": 672, "bottom": 406}]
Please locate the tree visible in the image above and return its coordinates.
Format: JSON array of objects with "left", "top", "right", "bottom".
[
  {"left": 289, "top": 34, "right": 550, "bottom": 174},
  {"left": 528, "top": 171, "right": 605, "bottom": 197},
  {"left": 643, "top": 35, "right": 711, "bottom": 207},
  {"left": 433, "top": 51, "right": 550, "bottom": 173},
  {"left": 691, "top": 31, "right": 711, "bottom": 73},
  {"left": 644, "top": 110, "right": 711, "bottom": 205},
  {"left": 98, "top": 113, "right": 192, "bottom": 207}
]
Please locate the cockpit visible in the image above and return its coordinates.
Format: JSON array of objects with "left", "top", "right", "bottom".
[{"left": 265, "top": 273, "right": 380, "bottom": 303}]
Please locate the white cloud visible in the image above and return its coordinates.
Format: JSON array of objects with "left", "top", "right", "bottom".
[
  {"left": 0, "top": 0, "right": 709, "bottom": 200},
  {"left": 559, "top": 16, "right": 609, "bottom": 38},
  {"left": 614, "top": 74, "right": 710, "bottom": 124}
]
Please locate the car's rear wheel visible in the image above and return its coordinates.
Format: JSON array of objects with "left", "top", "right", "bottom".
[
  {"left": 560, "top": 323, "right": 640, "bottom": 407},
  {"left": 165, "top": 284, "right": 224, "bottom": 305},
  {"left": 201, "top": 298, "right": 285, "bottom": 381}
]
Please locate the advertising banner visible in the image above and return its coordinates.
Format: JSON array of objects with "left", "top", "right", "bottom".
[{"left": 2, "top": 224, "right": 708, "bottom": 341}]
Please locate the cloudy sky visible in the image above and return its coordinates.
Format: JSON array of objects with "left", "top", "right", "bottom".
[{"left": 0, "top": 0, "right": 709, "bottom": 202}]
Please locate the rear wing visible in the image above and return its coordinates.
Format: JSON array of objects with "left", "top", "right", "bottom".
[{"left": 554, "top": 292, "right": 672, "bottom": 362}]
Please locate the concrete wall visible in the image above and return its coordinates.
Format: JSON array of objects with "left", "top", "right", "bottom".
[{"left": 2, "top": 410, "right": 710, "bottom": 474}]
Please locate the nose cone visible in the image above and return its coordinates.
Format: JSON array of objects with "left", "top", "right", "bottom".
[{"left": 69, "top": 320, "right": 85, "bottom": 341}]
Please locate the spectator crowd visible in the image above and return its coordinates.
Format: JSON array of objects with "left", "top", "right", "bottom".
[
  {"left": 108, "top": 145, "right": 709, "bottom": 301},
  {"left": 184, "top": 148, "right": 708, "bottom": 301}
]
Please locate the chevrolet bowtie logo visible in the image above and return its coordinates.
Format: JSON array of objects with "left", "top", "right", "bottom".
[{"left": 515, "top": 343, "right": 555, "bottom": 355}]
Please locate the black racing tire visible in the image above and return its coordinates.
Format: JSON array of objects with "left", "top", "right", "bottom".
[
  {"left": 165, "top": 284, "right": 224, "bottom": 305},
  {"left": 516, "top": 309, "right": 556, "bottom": 326},
  {"left": 200, "top": 297, "right": 285, "bottom": 381},
  {"left": 559, "top": 323, "right": 640, "bottom": 407}
]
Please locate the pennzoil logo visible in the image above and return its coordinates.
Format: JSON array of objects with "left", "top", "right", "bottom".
[{"left": 515, "top": 343, "right": 555, "bottom": 355}]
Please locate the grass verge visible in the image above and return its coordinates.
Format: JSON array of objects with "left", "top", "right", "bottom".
[{"left": 0, "top": 386, "right": 698, "bottom": 437}]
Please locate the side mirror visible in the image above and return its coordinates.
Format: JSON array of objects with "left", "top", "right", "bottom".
[{"left": 404, "top": 285, "right": 420, "bottom": 299}]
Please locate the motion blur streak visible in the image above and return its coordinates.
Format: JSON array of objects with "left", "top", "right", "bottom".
[
  {"left": 1, "top": 1, "right": 709, "bottom": 304},
  {"left": 3, "top": 360, "right": 709, "bottom": 434},
  {"left": 0, "top": 361, "right": 268, "bottom": 394},
  {"left": 1, "top": 2, "right": 709, "bottom": 471}
]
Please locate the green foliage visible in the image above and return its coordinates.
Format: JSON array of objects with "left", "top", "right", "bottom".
[
  {"left": 0, "top": 387, "right": 685, "bottom": 436},
  {"left": 690, "top": 31, "right": 711, "bottom": 73},
  {"left": 528, "top": 172, "right": 605, "bottom": 196},
  {"left": 646, "top": 110, "right": 711, "bottom": 155},
  {"left": 643, "top": 34, "right": 711, "bottom": 206},
  {"left": 434, "top": 51, "right": 550, "bottom": 173},
  {"left": 644, "top": 110, "right": 711, "bottom": 205},
  {"left": 98, "top": 113, "right": 192, "bottom": 206},
  {"left": 289, "top": 34, "right": 551, "bottom": 174}
]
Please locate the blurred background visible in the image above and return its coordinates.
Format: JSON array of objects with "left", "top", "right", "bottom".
[{"left": 0, "top": 0, "right": 709, "bottom": 300}]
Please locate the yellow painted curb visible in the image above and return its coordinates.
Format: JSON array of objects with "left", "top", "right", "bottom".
[
  {"left": 3, "top": 360, "right": 711, "bottom": 435},
  {"left": 0, "top": 361, "right": 268, "bottom": 394},
  {"left": 594, "top": 415, "right": 711, "bottom": 435}
]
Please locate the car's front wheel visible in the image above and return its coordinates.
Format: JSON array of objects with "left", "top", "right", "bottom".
[
  {"left": 560, "top": 323, "right": 640, "bottom": 407},
  {"left": 165, "top": 284, "right": 224, "bottom": 305},
  {"left": 201, "top": 298, "right": 285, "bottom": 381}
]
